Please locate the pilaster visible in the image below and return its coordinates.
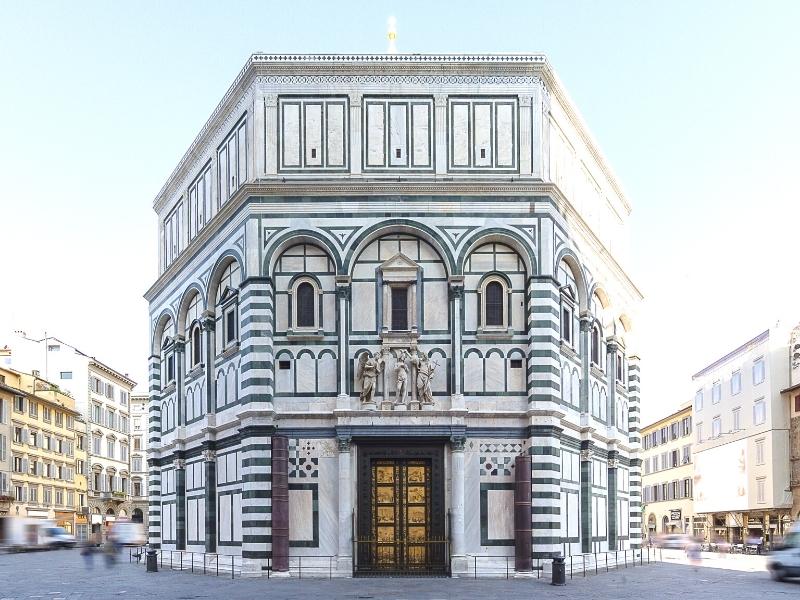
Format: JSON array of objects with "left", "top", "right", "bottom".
[
  {"left": 579, "top": 314, "right": 591, "bottom": 415},
  {"left": 607, "top": 451, "right": 618, "bottom": 550},
  {"left": 450, "top": 436, "right": 467, "bottom": 574},
  {"left": 627, "top": 356, "right": 642, "bottom": 547},
  {"left": 174, "top": 456, "right": 186, "bottom": 550},
  {"left": 203, "top": 445, "right": 217, "bottom": 553},
  {"left": 449, "top": 277, "right": 464, "bottom": 398},
  {"left": 147, "top": 353, "right": 162, "bottom": 549},
  {"left": 607, "top": 339, "right": 619, "bottom": 428},
  {"left": 518, "top": 95, "right": 533, "bottom": 177},
  {"left": 265, "top": 94, "right": 278, "bottom": 177},
  {"left": 174, "top": 338, "right": 185, "bottom": 426},
  {"left": 349, "top": 92, "right": 362, "bottom": 176},
  {"left": 580, "top": 441, "right": 593, "bottom": 553},
  {"left": 529, "top": 422, "right": 562, "bottom": 559},
  {"left": 239, "top": 423, "right": 275, "bottom": 568},
  {"left": 201, "top": 313, "right": 216, "bottom": 414},
  {"left": 434, "top": 94, "right": 447, "bottom": 175},
  {"left": 336, "top": 436, "right": 353, "bottom": 575},
  {"left": 336, "top": 276, "right": 351, "bottom": 409},
  {"left": 238, "top": 277, "right": 274, "bottom": 410},
  {"left": 527, "top": 276, "right": 561, "bottom": 405}
]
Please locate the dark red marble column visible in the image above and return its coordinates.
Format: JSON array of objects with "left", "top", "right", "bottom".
[
  {"left": 271, "top": 435, "right": 289, "bottom": 572},
  {"left": 515, "top": 455, "right": 532, "bottom": 571}
]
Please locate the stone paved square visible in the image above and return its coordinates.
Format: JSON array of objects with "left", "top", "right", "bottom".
[{"left": 1, "top": 548, "right": 799, "bottom": 600}]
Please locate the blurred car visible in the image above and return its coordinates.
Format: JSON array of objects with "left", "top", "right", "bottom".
[
  {"left": 658, "top": 533, "right": 690, "bottom": 549},
  {"left": 43, "top": 527, "right": 76, "bottom": 548},
  {"left": 111, "top": 520, "right": 146, "bottom": 546},
  {"left": 768, "top": 523, "right": 800, "bottom": 581}
]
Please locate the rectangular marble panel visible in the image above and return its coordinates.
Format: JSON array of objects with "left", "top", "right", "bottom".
[
  {"left": 296, "top": 355, "right": 316, "bottom": 394},
  {"left": 495, "top": 252, "right": 520, "bottom": 272},
  {"left": 366, "top": 103, "right": 385, "bottom": 166},
  {"left": 485, "top": 355, "right": 505, "bottom": 392},
  {"left": 389, "top": 104, "right": 408, "bottom": 166},
  {"left": 275, "top": 295, "right": 289, "bottom": 332},
  {"left": 351, "top": 282, "right": 376, "bottom": 331},
  {"left": 289, "top": 488, "right": 314, "bottom": 541},
  {"left": 411, "top": 103, "right": 430, "bottom": 167},
  {"left": 219, "top": 495, "right": 231, "bottom": 541},
  {"left": 451, "top": 103, "right": 470, "bottom": 166},
  {"left": 423, "top": 281, "right": 448, "bottom": 330},
  {"left": 326, "top": 102, "right": 345, "bottom": 166},
  {"left": 218, "top": 146, "right": 229, "bottom": 203},
  {"left": 232, "top": 493, "right": 242, "bottom": 541},
  {"left": 379, "top": 238, "right": 400, "bottom": 260},
  {"left": 417, "top": 240, "right": 438, "bottom": 261},
  {"left": 511, "top": 291, "right": 525, "bottom": 330},
  {"left": 423, "top": 261, "right": 447, "bottom": 279},
  {"left": 487, "top": 489, "right": 514, "bottom": 540},
  {"left": 305, "top": 256, "right": 329, "bottom": 272},
  {"left": 464, "top": 293, "right": 478, "bottom": 331},
  {"left": 496, "top": 103, "right": 514, "bottom": 166},
  {"left": 322, "top": 294, "right": 335, "bottom": 332},
  {"left": 281, "top": 255, "right": 304, "bottom": 272},
  {"left": 275, "top": 361, "right": 293, "bottom": 394},
  {"left": 507, "top": 359, "right": 526, "bottom": 392},
  {"left": 352, "top": 262, "right": 377, "bottom": 280},
  {"left": 399, "top": 239, "right": 418, "bottom": 259},
  {"left": 304, "top": 103, "right": 323, "bottom": 166},
  {"left": 187, "top": 498, "right": 198, "bottom": 541},
  {"left": 282, "top": 103, "right": 301, "bottom": 167},
  {"left": 464, "top": 450, "right": 481, "bottom": 552},
  {"left": 474, "top": 103, "right": 492, "bottom": 166},
  {"left": 237, "top": 122, "right": 247, "bottom": 183},
  {"left": 464, "top": 355, "right": 483, "bottom": 392},
  {"left": 469, "top": 253, "right": 494, "bottom": 272},
  {"left": 317, "top": 355, "right": 337, "bottom": 393}
]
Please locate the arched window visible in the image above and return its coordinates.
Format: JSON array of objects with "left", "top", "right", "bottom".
[
  {"left": 191, "top": 325, "right": 202, "bottom": 367},
  {"left": 216, "top": 261, "right": 241, "bottom": 349},
  {"left": 297, "top": 282, "right": 316, "bottom": 328},
  {"left": 485, "top": 281, "right": 504, "bottom": 326},
  {"left": 480, "top": 275, "right": 509, "bottom": 330},
  {"left": 557, "top": 261, "right": 579, "bottom": 349},
  {"left": 591, "top": 325, "right": 600, "bottom": 366}
]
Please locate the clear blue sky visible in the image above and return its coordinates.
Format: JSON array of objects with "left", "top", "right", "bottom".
[{"left": 1, "top": 1, "right": 798, "bottom": 422}]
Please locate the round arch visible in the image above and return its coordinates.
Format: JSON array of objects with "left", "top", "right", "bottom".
[
  {"left": 206, "top": 249, "right": 246, "bottom": 312},
  {"left": 132, "top": 508, "right": 144, "bottom": 523},
  {"left": 264, "top": 230, "right": 342, "bottom": 277},
  {"left": 176, "top": 283, "right": 207, "bottom": 334},
  {"left": 554, "top": 247, "right": 589, "bottom": 311},
  {"left": 457, "top": 228, "right": 537, "bottom": 277},
  {"left": 344, "top": 220, "right": 456, "bottom": 276},
  {"left": 151, "top": 309, "right": 176, "bottom": 356}
]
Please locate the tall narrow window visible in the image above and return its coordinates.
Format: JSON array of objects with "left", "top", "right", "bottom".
[
  {"left": 297, "top": 282, "right": 316, "bottom": 328},
  {"left": 485, "top": 281, "right": 504, "bottom": 326},
  {"left": 561, "top": 307, "right": 572, "bottom": 345},
  {"left": 226, "top": 310, "right": 236, "bottom": 345},
  {"left": 192, "top": 326, "right": 201, "bottom": 367},
  {"left": 591, "top": 326, "right": 600, "bottom": 365},
  {"left": 391, "top": 287, "right": 408, "bottom": 331}
]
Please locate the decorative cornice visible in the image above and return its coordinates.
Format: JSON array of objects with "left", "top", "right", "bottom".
[{"left": 250, "top": 53, "right": 548, "bottom": 64}]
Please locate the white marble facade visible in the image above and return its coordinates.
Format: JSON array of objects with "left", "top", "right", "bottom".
[{"left": 145, "top": 54, "right": 643, "bottom": 577}]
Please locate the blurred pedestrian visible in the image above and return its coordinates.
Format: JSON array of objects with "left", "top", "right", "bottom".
[{"left": 80, "top": 537, "right": 95, "bottom": 569}]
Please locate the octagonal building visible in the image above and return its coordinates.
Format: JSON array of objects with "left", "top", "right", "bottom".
[{"left": 144, "top": 53, "right": 643, "bottom": 577}]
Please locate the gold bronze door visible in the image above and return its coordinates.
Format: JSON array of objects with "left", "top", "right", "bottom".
[
  {"left": 355, "top": 444, "right": 448, "bottom": 576},
  {"left": 373, "top": 459, "right": 432, "bottom": 569}
]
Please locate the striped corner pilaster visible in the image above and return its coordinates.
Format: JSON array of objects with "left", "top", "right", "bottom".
[
  {"left": 239, "top": 277, "right": 274, "bottom": 408},
  {"left": 147, "top": 354, "right": 162, "bottom": 548},
  {"left": 147, "top": 457, "right": 162, "bottom": 549},
  {"left": 239, "top": 425, "right": 274, "bottom": 563},
  {"left": 528, "top": 423, "right": 562, "bottom": 559},
  {"left": 627, "top": 357, "right": 642, "bottom": 546},
  {"left": 527, "top": 276, "right": 561, "bottom": 406}
]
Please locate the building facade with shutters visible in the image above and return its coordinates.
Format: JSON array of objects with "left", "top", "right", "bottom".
[
  {"left": 781, "top": 323, "right": 800, "bottom": 524},
  {"left": 692, "top": 328, "right": 793, "bottom": 546},
  {"left": 1, "top": 367, "right": 82, "bottom": 530},
  {"left": 640, "top": 403, "right": 699, "bottom": 539},
  {"left": 144, "top": 54, "right": 643, "bottom": 577},
  {"left": 2, "top": 333, "right": 138, "bottom": 536},
  {"left": 129, "top": 394, "right": 149, "bottom": 528}
]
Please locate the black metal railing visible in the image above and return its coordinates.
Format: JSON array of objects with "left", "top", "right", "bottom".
[
  {"left": 353, "top": 538, "right": 450, "bottom": 577},
  {"left": 128, "top": 547, "right": 241, "bottom": 579},
  {"left": 465, "top": 555, "right": 544, "bottom": 579}
]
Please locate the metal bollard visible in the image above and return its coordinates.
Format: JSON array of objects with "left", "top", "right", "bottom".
[
  {"left": 146, "top": 549, "right": 158, "bottom": 572},
  {"left": 551, "top": 555, "right": 566, "bottom": 586}
]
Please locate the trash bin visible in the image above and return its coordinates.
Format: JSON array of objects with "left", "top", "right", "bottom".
[
  {"left": 146, "top": 549, "right": 158, "bottom": 572},
  {"left": 551, "top": 555, "right": 566, "bottom": 586}
]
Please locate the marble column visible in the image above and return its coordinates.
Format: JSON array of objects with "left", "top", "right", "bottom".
[
  {"left": 607, "top": 452, "right": 618, "bottom": 550},
  {"left": 337, "top": 437, "right": 353, "bottom": 574},
  {"left": 449, "top": 279, "right": 464, "bottom": 404},
  {"left": 607, "top": 339, "right": 619, "bottom": 427},
  {"left": 174, "top": 339, "right": 186, "bottom": 426},
  {"left": 450, "top": 437, "right": 467, "bottom": 574},
  {"left": 201, "top": 313, "right": 215, "bottom": 415},
  {"left": 580, "top": 443, "right": 593, "bottom": 553},
  {"left": 579, "top": 315, "right": 591, "bottom": 415},
  {"left": 174, "top": 457, "right": 186, "bottom": 550},
  {"left": 514, "top": 454, "right": 532, "bottom": 572},
  {"left": 203, "top": 446, "right": 217, "bottom": 553},
  {"left": 336, "top": 278, "right": 351, "bottom": 410}
]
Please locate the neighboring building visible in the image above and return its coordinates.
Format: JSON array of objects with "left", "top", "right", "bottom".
[
  {"left": 145, "top": 53, "right": 644, "bottom": 577},
  {"left": 129, "top": 394, "right": 149, "bottom": 527},
  {"left": 1, "top": 367, "right": 82, "bottom": 529},
  {"left": 692, "top": 328, "right": 793, "bottom": 545},
  {"left": 781, "top": 324, "right": 800, "bottom": 522},
  {"left": 0, "top": 371, "right": 13, "bottom": 514},
  {"left": 640, "top": 403, "right": 698, "bottom": 538},
  {"left": 74, "top": 416, "right": 89, "bottom": 540},
  {"left": 3, "top": 333, "right": 137, "bottom": 537}
]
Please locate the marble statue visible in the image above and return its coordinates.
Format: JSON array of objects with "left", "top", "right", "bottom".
[
  {"left": 411, "top": 351, "right": 438, "bottom": 405},
  {"left": 394, "top": 349, "right": 410, "bottom": 405},
  {"left": 357, "top": 351, "right": 385, "bottom": 406}
]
